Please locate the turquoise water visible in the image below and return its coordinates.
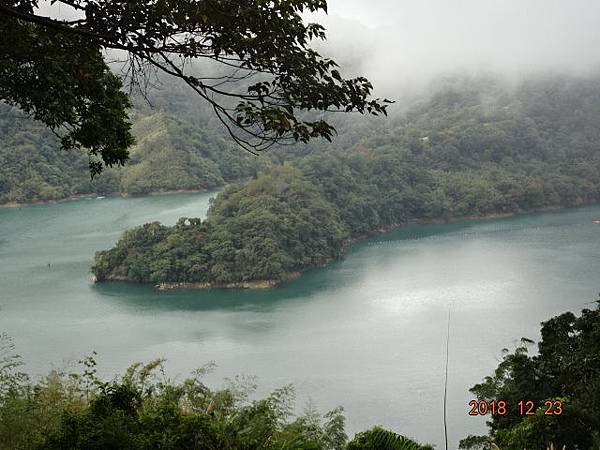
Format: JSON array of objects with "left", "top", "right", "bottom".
[{"left": 1, "top": 193, "right": 599, "bottom": 448}]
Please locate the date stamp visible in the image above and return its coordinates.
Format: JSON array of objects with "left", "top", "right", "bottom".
[{"left": 468, "top": 400, "right": 563, "bottom": 416}]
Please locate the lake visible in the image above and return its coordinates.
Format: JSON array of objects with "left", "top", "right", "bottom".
[{"left": 1, "top": 192, "right": 599, "bottom": 448}]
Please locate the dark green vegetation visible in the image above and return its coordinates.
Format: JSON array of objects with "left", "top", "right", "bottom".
[
  {"left": 0, "top": 100, "right": 265, "bottom": 203},
  {"left": 1, "top": 0, "right": 133, "bottom": 177},
  {"left": 93, "top": 75, "right": 600, "bottom": 286},
  {"left": 460, "top": 301, "right": 600, "bottom": 450},
  {"left": 1, "top": 0, "right": 389, "bottom": 175},
  {"left": 93, "top": 166, "right": 346, "bottom": 285},
  {"left": 346, "top": 428, "right": 433, "bottom": 450},
  {"left": 0, "top": 338, "right": 430, "bottom": 450}
]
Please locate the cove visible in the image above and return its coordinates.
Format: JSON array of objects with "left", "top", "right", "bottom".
[{"left": 1, "top": 191, "right": 599, "bottom": 448}]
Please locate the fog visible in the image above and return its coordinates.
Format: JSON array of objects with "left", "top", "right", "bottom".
[
  {"left": 36, "top": 0, "right": 600, "bottom": 97},
  {"left": 308, "top": 0, "right": 600, "bottom": 95}
]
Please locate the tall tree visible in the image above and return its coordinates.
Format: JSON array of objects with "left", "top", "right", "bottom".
[
  {"left": 461, "top": 300, "right": 600, "bottom": 450},
  {"left": 0, "top": 0, "right": 391, "bottom": 176}
]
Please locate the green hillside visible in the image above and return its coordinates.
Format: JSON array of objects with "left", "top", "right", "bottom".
[
  {"left": 0, "top": 99, "right": 265, "bottom": 204},
  {"left": 92, "top": 75, "right": 600, "bottom": 287}
]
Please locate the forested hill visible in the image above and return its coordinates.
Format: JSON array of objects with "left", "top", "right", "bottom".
[
  {"left": 0, "top": 84, "right": 266, "bottom": 204},
  {"left": 93, "top": 75, "right": 600, "bottom": 287}
]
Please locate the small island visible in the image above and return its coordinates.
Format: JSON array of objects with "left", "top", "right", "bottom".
[{"left": 93, "top": 166, "right": 347, "bottom": 287}]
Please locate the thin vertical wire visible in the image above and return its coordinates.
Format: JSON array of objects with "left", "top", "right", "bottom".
[{"left": 443, "top": 307, "right": 451, "bottom": 450}]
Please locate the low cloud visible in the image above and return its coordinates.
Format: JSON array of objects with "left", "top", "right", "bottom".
[{"left": 308, "top": 0, "right": 600, "bottom": 95}]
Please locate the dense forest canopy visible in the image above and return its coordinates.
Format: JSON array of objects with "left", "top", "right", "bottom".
[
  {"left": 93, "top": 165, "right": 347, "bottom": 285},
  {"left": 92, "top": 74, "right": 600, "bottom": 286},
  {"left": 0, "top": 85, "right": 269, "bottom": 203},
  {"left": 0, "top": 72, "right": 363, "bottom": 204},
  {"left": 0, "top": 0, "right": 389, "bottom": 175}
]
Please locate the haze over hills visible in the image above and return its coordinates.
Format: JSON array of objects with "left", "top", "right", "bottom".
[
  {"left": 314, "top": 0, "right": 600, "bottom": 96},
  {"left": 4, "top": 71, "right": 600, "bottom": 206},
  {"left": 3, "top": 2, "right": 600, "bottom": 448},
  {"left": 6, "top": 0, "right": 600, "bottom": 206},
  {"left": 92, "top": 73, "right": 600, "bottom": 287},
  {"left": 0, "top": 83, "right": 265, "bottom": 204}
]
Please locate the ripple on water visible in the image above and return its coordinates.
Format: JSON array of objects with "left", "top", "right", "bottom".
[{"left": 1, "top": 197, "right": 600, "bottom": 449}]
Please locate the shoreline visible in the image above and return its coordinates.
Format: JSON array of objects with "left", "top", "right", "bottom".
[
  {"left": 94, "top": 201, "right": 598, "bottom": 291},
  {"left": 153, "top": 272, "right": 302, "bottom": 291},
  {"left": 95, "top": 272, "right": 302, "bottom": 291},
  {"left": 341, "top": 204, "right": 583, "bottom": 247},
  {"left": 0, "top": 193, "right": 99, "bottom": 208},
  {"left": 0, "top": 188, "right": 215, "bottom": 209}
]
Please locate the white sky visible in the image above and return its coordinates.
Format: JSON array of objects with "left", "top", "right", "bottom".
[
  {"left": 36, "top": 0, "right": 600, "bottom": 95},
  {"left": 309, "top": 0, "right": 600, "bottom": 93}
]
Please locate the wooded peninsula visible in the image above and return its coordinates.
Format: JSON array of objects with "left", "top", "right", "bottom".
[{"left": 91, "top": 76, "right": 600, "bottom": 287}]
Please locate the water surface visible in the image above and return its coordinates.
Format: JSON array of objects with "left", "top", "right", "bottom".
[{"left": 1, "top": 193, "right": 599, "bottom": 448}]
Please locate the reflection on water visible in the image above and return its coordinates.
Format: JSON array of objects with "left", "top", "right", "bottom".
[
  {"left": 1, "top": 193, "right": 600, "bottom": 449},
  {"left": 91, "top": 275, "right": 331, "bottom": 313}
]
